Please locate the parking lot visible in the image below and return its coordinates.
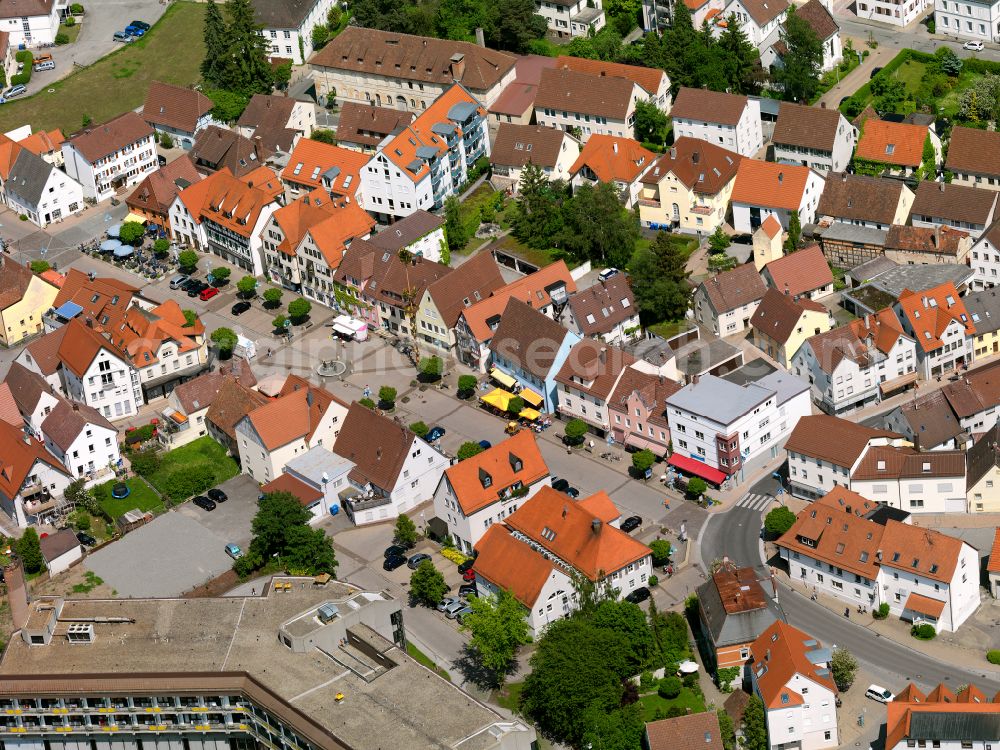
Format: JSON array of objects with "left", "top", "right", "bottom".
[{"left": 175, "top": 474, "right": 260, "bottom": 549}]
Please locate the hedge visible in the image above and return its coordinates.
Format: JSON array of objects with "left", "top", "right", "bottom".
[
  {"left": 841, "top": 48, "right": 936, "bottom": 116},
  {"left": 988, "top": 650, "right": 1000, "bottom": 665}
]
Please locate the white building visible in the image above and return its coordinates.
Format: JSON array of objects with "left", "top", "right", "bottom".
[
  {"left": 39, "top": 529, "right": 83, "bottom": 576},
  {"left": 141, "top": 82, "right": 218, "bottom": 150},
  {"left": 892, "top": 283, "right": 976, "bottom": 379},
  {"left": 935, "top": 0, "right": 1000, "bottom": 40},
  {"left": 849, "top": 444, "right": 967, "bottom": 514},
  {"left": 793, "top": 0, "right": 843, "bottom": 72},
  {"left": 859, "top": 0, "right": 931, "bottom": 25},
  {"left": 748, "top": 620, "right": 839, "bottom": 750},
  {"left": 723, "top": 0, "right": 789, "bottom": 60},
  {"left": 731, "top": 161, "right": 826, "bottom": 234},
  {"left": 670, "top": 88, "right": 763, "bottom": 158},
  {"left": 262, "top": 446, "right": 355, "bottom": 524},
  {"left": 534, "top": 67, "right": 644, "bottom": 143},
  {"left": 490, "top": 124, "right": 581, "bottom": 189},
  {"left": 777, "top": 486, "right": 981, "bottom": 631},
  {"left": 536, "top": 0, "right": 606, "bottom": 36},
  {"left": 253, "top": 0, "right": 340, "bottom": 65},
  {"left": 0, "top": 0, "right": 63, "bottom": 48},
  {"left": 692, "top": 264, "right": 769, "bottom": 337},
  {"left": 360, "top": 83, "right": 489, "bottom": 221},
  {"left": 970, "top": 219, "right": 1000, "bottom": 290},
  {"left": 772, "top": 102, "right": 856, "bottom": 174},
  {"left": 61, "top": 112, "right": 157, "bottom": 203},
  {"left": 432, "top": 430, "right": 551, "bottom": 553},
  {"left": 1, "top": 146, "right": 84, "bottom": 228}
]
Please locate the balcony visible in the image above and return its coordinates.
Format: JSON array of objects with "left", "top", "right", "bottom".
[
  {"left": 638, "top": 198, "right": 661, "bottom": 208},
  {"left": 346, "top": 494, "right": 392, "bottom": 513},
  {"left": 690, "top": 205, "right": 713, "bottom": 216}
]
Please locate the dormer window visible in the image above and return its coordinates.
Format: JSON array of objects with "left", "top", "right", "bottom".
[
  {"left": 509, "top": 452, "right": 523, "bottom": 473},
  {"left": 479, "top": 468, "right": 492, "bottom": 489},
  {"left": 892, "top": 552, "right": 901, "bottom": 562},
  {"left": 912, "top": 558, "right": 920, "bottom": 568}
]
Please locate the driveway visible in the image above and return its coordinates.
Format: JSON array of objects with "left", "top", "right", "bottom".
[{"left": 176, "top": 473, "right": 259, "bottom": 549}]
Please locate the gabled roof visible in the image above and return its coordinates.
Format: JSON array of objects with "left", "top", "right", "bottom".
[
  {"left": 51, "top": 268, "right": 140, "bottom": 334},
  {"left": 671, "top": 87, "right": 749, "bottom": 126},
  {"left": 554, "top": 340, "right": 636, "bottom": 401},
  {"left": 896, "top": 282, "right": 975, "bottom": 353},
  {"left": 112, "top": 299, "right": 204, "bottom": 369},
  {"left": 4, "top": 361, "right": 55, "bottom": 415},
  {"left": 503, "top": 485, "right": 649, "bottom": 580},
  {"left": 142, "top": 81, "right": 214, "bottom": 134},
  {"left": 569, "top": 135, "right": 654, "bottom": 184},
  {"left": 750, "top": 288, "right": 827, "bottom": 345},
  {"left": 762, "top": 244, "right": 833, "bottom": 297},
  {"left": 14, "top": 128, "right": 64, "bottom": 159},
  {"left": 911, "top": 180, "right": 998, "bottom": 226},
  {"left": 20, "top": 324, "right": 69, "bottom": 376},
  {"left": 987, "top": 527, "right": 1000, "bottom": 574},
  {"left": 877, "top": 519, "right": 966, "bottom": 582},
  {"left": 773, "top": 102, "right": 847, "bottom": 154},
  {"left": 803, "top": 309, "right": 907, "bottom": 374},
  {"left": 280, "top": 139, "right": 368, "bottom": 197},
  {"left": 0, "top": 420, "right": 69, "bottom": 499},
  {"left": 645, "top": 711, "right": 725, "bottom": 750},
  {"left": 851, "top": 444, "right": 965, "bottom": 481},
  {"left": 190, "top": 167, "right": 280, "bottom": 239},
  {"left": 641, "top": 136, "right": 741, "bottom": 194},
  {"left": 855, "top": 119, "right": 927, "bottom": 168},
  {"left": 939, "top": 358, "right": 1000, "bottom": 418},
  {"left": 698, "top": 263, "right": 768, "bottom": 315},
  {"left": 0, "top": 257, "right": 44, "bottom": 312},
  {"left": 0, "top": 382, "right": 19, "bottom": 427},
  {"left": 335, "top": 237, "right": 451, "bottom": 308},
  {"left": 886, "top": 225, "right": 969, "bottom": 257},
  {"left": 368, "top": 210, "right": 445, "bottom": 252},
  {"left": 191, "top": 125, "right": 273, "bottom": 178},
  {"left": 945, "top": 125, "right": 1000, "bottom": 178},
  {"left": 577, "top": 491, "right": 621, "bottom": 524},
  {"left": 172, "top": 360, "right": 257, "bottom": 415},
  {"left": 607, "top": 367, "right": 680, "bottom": 426},
  {"left": 491, "top": 124, "right": 568, "bottom": 169},
  {"left": 334, "top": 402, "right": 420, "bottom": 492},
  {"left": 425, "top": 250, "right": 504, "bottom": 328},
  {"left": 553, "top": 55, "right": 666, "bottom": 96},
  {"left": 886, "top": 689, "right": 1000, "bottom": 750},
  {"left": 489, "top": 297, "right": 573, "bottom": 380},
  {"left": 41, "top": 398, "right": 115, "bottom": 453},
  {"left": 127, "top": 154, "right": 202, "bottom": 217},
  {"left": 567, "top": 275, "right": 637, "bottom": 336},
  {"left": 535, "top": 66, "right": 638, "bottom": 120},
  {"left": 749, "top": 620, "right": 836, "bottom": 709},
  {"left": 444, "top": 430, "right": 548, "bottom": 515},
  {"left": 6, "top": 148, "right": 56, "bottom": 206},
  {"left": 57, "top": 318, "right": 128, "bottom": 378},
  {"left": 67, "top": 112, "right": 153, "bottom": 163},
  {"left": 817, "top": 173, "right": 905, "bottom": 225},
  {"left": 205, "top": 378, "right": 269, "bottom": 441},
  {"left": 784, "top": 414, "right": 900, "bottom": 467},
  {"left": 245, "top": 377, "right": 341, "bottom": 450},
  {"left": 472, "top": 524, "right": 556, "bottom": 608},
  {"left": 696, "top": 562, "right": 777, "bottom": 649},
  {"left": 736, "top": 0, "right": 790, "bottom": 26},
  {"left": 271, "top": 189, "right": 374, "bottom": 267},
  {"left": 335, "top": 102, "right": 415, "bottom": 150},
  {"left": 795, "top": 0, "right": 839, "bottom": 40},
  {"left": 731, "top": 160, "right": 815, "bottom": 211},
  {"left": 891, "top": 389, "right": 962, "bottom": 451},
  {"left": 39, "top": 528, "right": 80, "bottom": 562}
]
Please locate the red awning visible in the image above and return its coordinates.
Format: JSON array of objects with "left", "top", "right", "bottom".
[
  {"left": 904, "top": 592, "right": 945, "bottom": 619},
  {"left": 668, "top": 454, "right": 727, "bottom": 485}
]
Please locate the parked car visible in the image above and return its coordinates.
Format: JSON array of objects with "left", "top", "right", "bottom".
[
  {"left": 442, "top": 600, "right": 468, "bottom": 618},
  {"left": 454, "top": 605, "right": 473, "bottom": 623},
  {"left": 76, "top": 531, "right": 97, "bottom": 546},
  {"left": 225, "top": 543, "right": 242, "bottom": 559},
  {"left": 207, "top": 488, "right": 228, "bottom": 503},
  {"left": 599, "top": 267, "right": 619, "bottom": 282},
  {"left": 565, "top": 486, "right": 580, "bottom": 499},
  {"left": 458, "top": 582, "right": 478, "bottom": 597},
  {"left": 620, "top": 516, "right": 642, "bottom": 533},
  {"left": 187, "top": 281, "right": 208, "bottom": 297},
  {"left": 231, "top": 301, "right": 251, "bottom": 316},
  {"left": 407, "top": 552, "right": 432, "bottom": 569},
  {"left": 625, "top": 587, "right": 651, "bottom": 604},
  {"left": 124, "top": 24, "right": 145, "bottom": 35},
  {"left": 384, "top": 544, "right": 408, "bottom": 558},
  {"left": 436, "top": 596, "right": 462, "bottom": 612},
  {"left": 130, "top": 19, "right": 150, "bottom": 30},
  {"left": 865, "top": 685, "right": 894, "bottom": 703},
  {"left": 425, "top": 425, "right": 446, "bottom": 442},
  {"left": 964, "top": 39, "right": 985, "bottom": 51},
  {"left": 112, "top": 31, "right": 133, "bottom": 43},
  {"left": 869, "top": 66, "right": 883, "bottom": 79},
  {"left": 462, "top": 568, "right": 476, "bottom": 581},
  {"left": 169, "top": 274, "right": 189, "bottom": 290},
  {"left": 199, "top": 287, "right": 219, "bottom": 301},
  {"left": 192, "top": 495, "right": 216, "bottom": 511},
  {"left": 33, "top": 60, "right": 54, "bottom": 72},
  {"left": 478, "top": 440, "right": 492, "bottom": 450},
  {"left": 551, "top": 478, "right": 570, "bottom": 493},
  {"left": 3, "top": 85, "right": 26, "bottom": 99},
  {"left": 383, "top": 554, "right": 407, "bottom": 571},
  {"left": 457, "top": 557, "right": 475, "bottom": 574}
]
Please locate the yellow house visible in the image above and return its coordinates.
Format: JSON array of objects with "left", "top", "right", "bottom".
[
  {"left": 750, "top": 288, "right": 833, "bottom": 367},
  {"left": 966, "top": 424, "right": 1000, "bottom": 513},
  {"left": 0, "top": 259, "right": 59, "bottom": 346},
  {"left": 638, "top": 136, "right": 741, "bottom": 234},
  {"left": 415, "top": 251, "right": 505, "bottom": 351}
]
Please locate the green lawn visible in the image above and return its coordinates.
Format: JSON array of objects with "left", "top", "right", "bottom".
[
  {"left": 457, "top": 184, "right": 504, "bottom": 255},
  {"left": 0, "top": 2, "right": 206, "bottom": 135},
  {"left": 60, "top": 21, "right": 82, "bottom": 44},
  {"left": 406, "top": 642, "right": 451, "bottom": 681},
  {"left": 95, "top": 476, "right": 163, "bottom": 519},
  {"left": 494, "top": 681, "right": 526, "bottom": 713},
  {"left": 143, "top": 436, "right": 239, "bottom": 501},
  {"left": 638, "top": 687, "right": 707, "bottom": 722},
  {"left": 895, "top": 60, "right": 929, "bottom": 90}
]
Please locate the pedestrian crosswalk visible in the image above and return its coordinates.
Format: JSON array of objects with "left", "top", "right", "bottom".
[{"left": 735, "top": 493, "right": 772, "bottom": 512}]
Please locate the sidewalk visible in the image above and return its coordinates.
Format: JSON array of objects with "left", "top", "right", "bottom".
[{"left": 815, "top": 45, "right": 893, "bottom": 109}]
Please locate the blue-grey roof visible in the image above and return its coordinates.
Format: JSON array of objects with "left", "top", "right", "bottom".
[
  {"left": 805, "top": 646, "right": 832, "bottom": 664},
  {"left": 6, "top": 149, "right": 53, "bottom": 207},
  {"left": 323, "top": 166, "right": 341, "bottom": 181},
  {"left": 752, "top": 370, "right": 809, "bottom": 407},
  {"left": 870, "top": 263, "right": 974, "bottom": 297},
  {"left": 962, "top": 288, "right": 1000, "bottom": 335},
  {"left": 819, "top": 222, "right": 888, "bottom": 246},
  {"left": 53, "top": 301, "right": 84, "bottom": 320},
  {"left": 447, "top": 101, "right": 478, "bottom": 122},
  {"left": 431, "top": 122, "right": 456, "bottom": 136},
  {"left": 665, "top": 375, "right": 773, "bottom": 423},
  {"left": 415, "top": 146, "right": 439, "bottom": 159},
  {"left": 285, "top": 445, "right": 354, "bottom": 487}
]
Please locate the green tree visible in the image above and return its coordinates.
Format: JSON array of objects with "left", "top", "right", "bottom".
[
  {"left": 558, "top": 182, "right": 640, "bottom": 268},
  {"left": 785, "top": 210, "right": 802, "bottom": 252},
  {"left": 219, "top": 0, "right": 274, "bottom": 96},
  {"left": 631, "top": 448, "right": 655, "bottom": 474},
  {"left": 717, "top": 709, "right": 737, "bottom": 750},
  {"left": 773, "top": 5, "right": 823, "bottom": 103},
  {"left": 210, "top": 266, "right": 231, "bottom": 283},
  {"left": 743, "top": 695, "right": 769, "bottom": 750},
  {"left": 870, "top": 73, "right": 907, "bottom": 114},
  {"left": 717, "top": 14, "right": 761, "bottom": 94},
  {"left": 485, "top": 0, "right": 547, "bottom": 53},
  {"left": 633, "top": 100, "right": 668, "bottom": 145},
  {"left": 263, "top": 287, "right": 283, "bottom": 307},
  {"left": 507, "top": 395, "right": 525, "bottom": 416},
  {"left": 119, "top": 221, "right": 145, "bottom": 245},
  {"left": 658, "top": 675, "right": 682, "bottom": 698},
  {"left": 409, "top": 421, "right": 429, "bottom": 438},
  {"left": 274, "top": 314, "right": 290, "bottom": 333},
  {"left": 311, "top": 23, "right": 330, "bottom": 49},
  {"left": 250, "top": 491, "right": 312, "bottom": 560},
  {"left": 273, "top": 61, "right": 292, "bottom": 90},
  {"left": 708, "top": 225, "right": 731, "bottom": 254},
  {"left": 629, "top": 231, "right": 692, "bottom": 325},
  {"left": 444, "top": 195, "right": 468, "bottom": 252},
  {"left": 461, "top": 589, "right": 531, "bottom": 684},
  {"left": 564, "top": 418, "right": 588, "bottom": 445},
  {"left": 457, "top": 374, "right": 478, "bottom": 397},
  {"left": 205, "top": 87, "right": 251, "bottom": 122},
  {"left": 178, "top": 250, "right": 198, "bottom": 272},
  {"left": 512, "top": 163, "right": 564, "bottom": 250},
  {"left": 662, "top": 0, "right": 700, "bottom": 89},
  {"left": 457, "top": 441, "right": 485, "bottom": 461},
  {"left": 419, "top": 356, "right": 443, "bottom": 381},
  {"left": 686, "top": 477, "right": 708, "bottom": 497},
  {"left": 237, "top": 275, "right": 257, "bottom": 297},
  {"left": 288, "top": 297, "right": 312, "bottom": 322},
  {"left": 201, "top": 0, "right": 228, "bottom": 86},
  {"left": 764, "top": 506, "right": 797, "bottom": 536},
  {"left": 281, "top": 524, "right": 338, "bottom": 575},
  {"left": 153, "top": 238, "right": 170, "bottom": 256},
  {"left": 310, "top": 129, "right": 337, "bottom": 145},
  {"left": 394, "top": 513, "right": 419, "bottom": 547},
  {"left": 937, "top": 46, "right": 963, "bottom": 76},
  {"left": 604, "top": 0, "right": 641, "bottom": 34},
  {"left": 649, "top": 539, "right": 672, "bottom": 566},
  {"left": 378, "top": 385, "right": 397, "bottom": 409},
  {"left": 830, "top": 648, "right": 858, "bottom": 690},
  {"left": 210, "top": 327, "right": 238, "bottom": 356},
  {"left": 129, "top": 448, "right": 161, "bottom": 476},
  {"left": 182, "top": 309, "right": 198, "bottom": 327},
  {"left": 410, "top": 559, "right": 448, "bottom": 605},
  {"left": 16, "top": 528, "right": 44, "bottom": 574}
]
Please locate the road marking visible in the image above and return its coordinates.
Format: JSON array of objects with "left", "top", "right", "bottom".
[{"left": 735, "top": 493, "right": 771, "bottom": 511}]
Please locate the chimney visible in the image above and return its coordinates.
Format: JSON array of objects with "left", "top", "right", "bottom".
[
  {"left": 599, "top": 347, "right": 607, "bottom": 364},
  {"left": 449, "top": 53, "right": 466, "bottom": 81},
  {"left": 4, "top": 560, "right": 29, "bottom": 634},
  {"left": 613, "top": 142, "right": 618, "bottom": 154},
  {"left": 72, "top": 403, "right": 79, "bottom": 411},
  {"left": 777, "top": 172, "right": 784, "bottom": 184},
  {"left": 591, "top": 518, "right": 602, "bottom": 534},
  {"left": 563, "top": 504, "right": 568, "bottom": 518},
  {"left": 475, "top": 27, "right": 485, "bottom": 46},
  {"left": 820, "top": 101, "right": 827, "bottom": 109},
  {"left": 376, "top": 447, "right": 382, "bottom": 461}
]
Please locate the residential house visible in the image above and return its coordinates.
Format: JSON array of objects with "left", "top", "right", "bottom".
[
  {"left": 39, "top": 529, "right": 82, "bottom": 576},
  {"left": 695, "top": 561, "right": 778, "bottom": 676},
  {"left": 334, "top": 237, "right": 451, "bottom": 337},
  {"left": 473, "top": 486, "right": 652, "bottom": 634},
  {"left": 965, "top": 424, "right": 1000, "bottom": 512},
  {"left": 10, "top": 126, "right": 66, "bottom": 167},
  {"left": 881, "top": 389, "right": 964, "bottom": 451},
  {"left": 816, "top": 173, "right": 913, "bottom": 230},
  {"left": 159, "top": 360, "right": 257, "bottom": 449},
  {"left": 554, "top": 339, "right": 637, "bottom": 436},
  {"left": 762, "top": 244, "right": 834, "bottom": 301},
  {"left": 892, "top": 282, "right": 976, "bottom": 378},
  {"left": 360, "top": 83, "right": 490, "bottom": 221},
  {"left": 62, "top": 112, "right": 157, "bottom": 202},
  {"left": 490, "top": 124, "right": 580, "bottom": 190},
  {"left": 645, "top": 713, "right": 727, "bottom": 750},
  {"left": 279, "top": 138, "right": 368, "bottom": 203},
  {"left": 971, "top": 218, "right": 1000, "bottom": 290},
  {"left": 553, "top": 55, "right": 672, "bottom": 114},
  {"left": 309, "top": 27, "right": 517, "bottom": 110},
  {"left": 731, "top": 161, "right": 825, "bottom": 233},
  {"left": 369, "top": 209, "right": 446, "bottom": 262},
  {"left": 666, "top": 368, "right": 811, "bottom": 482},
  {"left": 335, "top": 102, "right": 415, "bottom": 153},
  {"left": 261, "top": 188, "right": 375, "bottom": 304},
  {"left": 857, "top": 0, "right": 929, "bottom": 24},
  {"left": 854, "top": 119, "right": 937, "bottom": 177},
  {"left": 693, "top": 263, "right": 769, "bottom": 337},
  {"left": 562, "top": 275, "right": 639, "bottom": 345},
  {"left": 753, "top": 216, "right": 785, "bottom": 271},
  {"left": 935, "top": 357, "right": 1000, "bottom": 433},
  {"left": 236, "top": 94, "right": 317, "bottom": 153},
  {"left": 43, "top": 269, "right": 143, "bottom": 336},
  {"left": 568, "top": 135, "right": 654, "bottom": 208},
  {"left": 534, "top": 0, "right": 606, "bottom": 36},
  {"left": 747, "top": 621, "right": 839, "bottom": 750},
  {"left": 235, "top": 375, "right": 348, "bottom": 484},
  {"left": 607, "top": 365, "right": 681, "bottom": 455},
  {"left": 945, "top": 126, "right": 1000, "bottom": 190},
  {"left": 260, "top": 446, "right": 355, "bottom": 523},
  {"left": 0, "top": 257, "right": 59, "bottom": 346},
  {"left": 773, "top": 103, "right": 856, "bottom": 173},
  {"left": 125, "top": 155, "right": 202, "bottom": 233},
  {"left": 332, "top": 402, "right": 450, "bottom": 525},
  {"left": 722, "top": 0, "right": 790, "bottom": 60},
  {"left": 884, "top": 683, "right": 1000, "bottom": 750},
  {"left": 415, "top": 251, "right": 505, "bottom": 351},
  {"left": 849, "top": 444, "right": 967, "bottom": 513},
  {"left": 253, "top": 0, "right": 341, "bottom": 64},
  {"left": 637, "top": 136, "right": 742, "bottom": 233},
  {"left": 432, "top": 429, "right": 550, "bottom": 553},
  {"left": 533, "top": 66, "right": 643, "bottom": 143},
  {"left": 488, "top": 297, "right": 582, "bottom": 413},
  {"left": 670, "top": 88, "right": 763, "bottom": 158},
  {"left": 204, "top": 376, "right": 270, "bottom": 457},
  {"left": 487, "top": 55, "right": 557, "bottom": 128},
  {"left": 792, "top": 310, "right": 918, "bottom": 415},
  {"left": 750, "top": 288, "right": 833, "bottom": 367},
  {"left": 646, "top": 0, "right": 723, "bottom": 29},
  {"left": 141, "top": 81, "right": 217, "bottom": 150},
  {"left": 884, "top": 225, "right": 972, "bottom": 267},
  {"left": 0, "top": 137, "right": 85, "bottom": 228},
  {"left": 0, "top": 0, "right": 62, "bottom": 48},
  {"left": 910, "top": 181, "right": 998, "bottom": 238},
  {"left": 189, "top": 125, "right": 274, "bottom": 179},
  {"left": 937, "top": 0, "right": 1000, "bottom": 44},
  {"left": 964, "top": 286, "right": 1000, "bottom": 358},
  {"left": 0, "top": 418, "right": 73, "bottom": 528},
  {"left": 794, "top": 0, "right": 842, "bottom": 71},
  {"left": 776, "top": 486, "right": 981, "bottom": 631},
  {"left": 455, "top": 261, "right": 575, "bottom": 371}
]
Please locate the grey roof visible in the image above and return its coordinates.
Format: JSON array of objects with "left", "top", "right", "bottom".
[
  {"left": 963, "top": 288, "right": 1000, "bottom": 335},
  {"left": 285, "top": 445, "right": 355, "bottom": 486},
  {"left": 666, "top": 374, "right": 774, "bottom": 423},
  {"left": 907, "top": 713, "right": 1000, "bottom": 742},
  {"left": 818, "top": 222, "right": 888, "bottom": 246},
  {"left": 696, "top": 577, "right": 779, "bottom": 648},
  {"left": 846, "top": 255, "right": 898, "bottom": 284},
  {"left": 869, "top": 263, "right": 974, "bottom": 297},
  {"left": 751, "top": 95, "right": 781, "bottom": 117},
  {"left": 6, "top": 149, "right": 53, "bottom": 206},
  {"left": 448, "top": 101, "right": 479, "bottom": 121},
  {"left": 864, "top": 505, "right": 911, "bottom": 525},
  {"left": 251, "top": 0, "right": 316, "bottom": 29},
  {"left": 747, "top": 369, "right": 809, "bottom": 406},
  {"left": 673, "top": 337, "right": 743, "bottom": 378},
  {"left": 720, "top": 357, "right": 777, "bottom": 386},
  {"left": 369, "top": 210, "right": 445, "bottom": 252}
]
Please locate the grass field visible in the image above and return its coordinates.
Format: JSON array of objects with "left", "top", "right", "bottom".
[
  {"left": 638, "top": 686, "right": 707, "bottom": 722},
  {"left": 144, "top": 436, "right": 239, "bottom": 500},
  {"left": 406, "top": 642, "right": 451, "bottom": 681},
  {"left": 95, "top": 476, "right": 163, "bottom": 519},
  {"left": 0, "top": 1, "right": 206, "bottom": 135}
]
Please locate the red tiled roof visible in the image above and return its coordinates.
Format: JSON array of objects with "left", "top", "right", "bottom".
[
  {"left": 988, "top": 528, "right": 1000, "bottom": 573},
  {"left": 280, "top": 140, "right": 368, "bottom": 198},
  {"left": 570, "top": 134, "right": 654, "bottom": 185},
  {"left": 762, "top": 244, "right": 833, "bottom": 298},
  {"left": 731, "top": 160, "right": 814, "bottom": 211},
  {"left": 855, "top": 119, "right": 927, "bottom": 168},
  {"left": 554, "top": 55, "right": 665, "bottom": 97},
  {"left": 444, "top": 430, "right": 548, "bottom": 515},
  {"left": 749, "top": 621, "right": 836, "bottom": 709},
  {"left": 896, "top": 283, "right": 975, "bottom": 353},
  {"left": 260, "top": 473, "right": 323, "bottom": 507},
  {"left": 473, "top": 525, "right": 555, "bottom": 608}
]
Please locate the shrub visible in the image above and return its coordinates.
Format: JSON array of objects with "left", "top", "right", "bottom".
[
  {"left": 160, "top": 132, "right": 174, "bottom": 149},
  {"left": 987, "top": 650, "right": 1000, "bottom": 665},
  {"left": 63, "top": 16, "right": 75, "bottom": 26},
  {"left": 873, "top": 602, "right": 890, "bottom": 619},
  {"left": 70, "top": 3, "right": 84, "bottom": 13},
  {"left": 457, "top": 441, "right": 485, "bottom": 461},
  {"left": 55, "top": 32, "right": 69, "bottom": 43},
  {"left": 419, "top": 356, "right": 443, "bottom": 381},
  {"left": 153, "top": 238, "right": 170, "bottom": 256},
  {"left": 378, "top": 386, "right": 397, "bottom": 409},
  {"left": 648, "top": 574, "right": 659, "bottom": 587},
  {"left": 911, "top": 623, "right": 937, "bottom": 640},
  {"left": 29, "top": 260, "right": 50, "bottom": 273},
  {"left": 288, "top": 297, "right": 311, "bottom": 321},
  {"left": 177, "top": 249, "right": 198, "bottom": 272},
  {"left": 457, "top": 374, "right": 477, "bottom": 397},
  {"left": 686, "top": 477, "right": 708, "bottom": 498},
  {"left": 14, "top": 50, "right": 32, "bottom": 63},
  {"left": 764, "top": 506, "right": 796, "bottom": 536},
  {"left": 649, "top": 539, "right": 672, "bottom": 566},
  {"left": 658, "top": 676, "right": 682, "bottom": 699},
  {"left": 409, "top": 421, "right": 429, "bottom": 438},
  {"left": 564, "top": 418, "right": 588, "bottom": 445},
  {"left": 10, "top": 72, "right": 30, "bottom": 86},
  {"left": 359, "top": 397, "right": 375, "bottom": 410},
  {"left": 129, "top": 448, "right": 161, "bottom": 476}
]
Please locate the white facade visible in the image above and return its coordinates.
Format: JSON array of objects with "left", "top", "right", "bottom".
[
  {"left": 43, "top": 419, "right": 119, "bottom": 480},
  {"left": 935, "top": 0, "right": 1000, "bottom": 40},
  {"left": 3, "top": 160, "right": 85, "bottom": 229},
  {"left": 536, "top": 0, "right": 606, "bottom": 36},
  {"left": 9, "top": 457, "right": 73, "bottom": 528},
  {"left": 62, "top": 132, "right": 157, "bottom": 203},
  {"left": 751, "top": 669, "right": 839, "bottom": 750},
  {"left": 62, "top": 349, "right": 143, "bottom": 423},
  {"left": 970, "top": 230, "right": 1000, "bottom": 290},
  {"left": 724, "top": 0, "right": 788, "bottom": 49},
  {"left": 362, "top": 151, "right": 436, "bottom": 219},
  {"left": 671, "top": 99, "right": 763, "bottom": 158},
  {"left": 260, "top": 0, "right": 340, "bottom": 65},
  {"left": 477, "top": 565, "right": 575, "bottom": 636},
  {"left": 773, "top": 116, "right": 857, "bottom": 173},
  {"left": 732, "top": 169, "right": 826, "bottom": 234},
  {"left": 857, "top": 0, "right": 931, "bottom": 24},
  {"left": 44, "top": 539, "right": 84, "bottom": 576},
  {"left": 535, "top": 85, "right": 643, "bottom": 144},
  {"left": 851, "top": 470, "right": 967, "bottom": 514},
  {"left": 893, "top": 314, "right": 975, "bottom": 380},
  {"left": 0, "top": 0, "right": 62, "bottom": 48}
]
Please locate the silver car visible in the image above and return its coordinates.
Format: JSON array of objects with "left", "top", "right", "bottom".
[
  {"left": 443, "top": 600, "right": 468, "bottom": 618},
  {"left": 436, "top": 596, "right": 461, "bottom": 613}
]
